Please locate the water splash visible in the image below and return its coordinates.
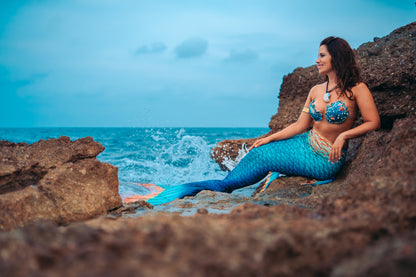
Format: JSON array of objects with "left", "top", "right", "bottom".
[
  {"left": 116, "top": 129, "right": 227, "bottom": 198},
  {"left": 220, "top": 143, "right": 249, "bottom": 171}
]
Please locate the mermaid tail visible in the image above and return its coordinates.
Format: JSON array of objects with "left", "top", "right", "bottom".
[{"left": 147, "top": 129, "right": 345, "bottom": 205}]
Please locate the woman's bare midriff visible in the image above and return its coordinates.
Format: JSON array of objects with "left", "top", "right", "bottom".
[{"left": 312, "top": 120, "right": 353, "bottom": 145}]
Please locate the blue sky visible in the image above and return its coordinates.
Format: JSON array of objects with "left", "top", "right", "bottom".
[{"left": 0, "top": 0, "right": 415, "bottom": 127}]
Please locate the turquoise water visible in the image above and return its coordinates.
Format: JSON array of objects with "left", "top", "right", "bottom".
[{"left": 0, "top": 128, "right": 269, "bottom": 199}]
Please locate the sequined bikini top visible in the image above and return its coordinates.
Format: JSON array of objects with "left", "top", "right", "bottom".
[{"left": 308, "top": 99, "right": 350, "bottom": 124}]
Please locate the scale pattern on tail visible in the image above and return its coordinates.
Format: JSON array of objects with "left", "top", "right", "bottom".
[{"left": 147, "top": 129, "right": 345, "bottom": 205}]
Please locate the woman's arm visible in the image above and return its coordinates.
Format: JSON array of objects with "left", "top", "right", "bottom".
[
  {"left": 342, "top": 83, "right": 381, "bottom": 138},
  {"left": 249, "top": 88, "right": 315, "bottom": 150},
  {"left": 329, "top": 83, "right": 380, "bottom": 162}
]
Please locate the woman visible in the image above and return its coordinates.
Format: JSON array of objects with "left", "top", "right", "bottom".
[{"left": 145, "top": 37, "right": 380, "bottom": 205}]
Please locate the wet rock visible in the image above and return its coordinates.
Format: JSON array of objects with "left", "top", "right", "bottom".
[
  {"left": 211, "top": 137, "right": 257, "bottom": 171},
  {"left": 0, "top": 136, "right": 122, "bottom": 231}
]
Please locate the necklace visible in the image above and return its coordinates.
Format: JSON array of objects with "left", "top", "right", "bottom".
[{"left": 324, "top": 82, "right": 337, "bottom": 102}]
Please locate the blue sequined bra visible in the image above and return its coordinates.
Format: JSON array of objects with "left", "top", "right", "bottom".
[{"left": 308, "top": 99, "right": 350, "bottom": 124}]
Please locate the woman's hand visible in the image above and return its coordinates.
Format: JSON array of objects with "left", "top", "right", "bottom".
[
  {"left": 249, "top": 137, "right": 272, "bottom": 151},
  {"left": 329, "top": 133, "right": 346, "bottom": 163}
]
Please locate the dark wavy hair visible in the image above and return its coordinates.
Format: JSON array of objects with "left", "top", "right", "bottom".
[{"left": 320, "top": 36, "right": 363, "bottom": 99}]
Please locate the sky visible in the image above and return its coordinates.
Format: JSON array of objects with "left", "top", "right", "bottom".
[{"left": 0, "top": 0, "right": 415, "bottom": 128}]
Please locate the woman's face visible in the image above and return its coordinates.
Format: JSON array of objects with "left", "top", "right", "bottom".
[{"left": 316, "top": 45, "right": 333, "bottom": 75}]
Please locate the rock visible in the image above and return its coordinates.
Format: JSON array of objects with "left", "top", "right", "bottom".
[
  {"left": 356, "top": 22, "right": 416, "bottom": 129},
  {"left": 0, "top": 136, "right": 122, "bottom": 231},
  {"left": 331, "top": 233, "right": 416, "bottom": 277},
  {"left": 252, "top": 176, "right": 313, "bottom": 199},
  {"left": 0, "top": 136, "right": 105, "bottom": 194},
  {"left": 210, "top": 137, "right": 257, "bottom": 171},
  {"left": 0, "top": 174, "right": 415, "bottom": 277},
  {"left": 357, "top": 22, "right": 416, "bottom": 91},
  {"left": 317, "top": 117, "right": 416, "bottom": 218}
]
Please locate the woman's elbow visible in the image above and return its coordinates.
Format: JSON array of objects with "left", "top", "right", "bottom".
[
  {"left": 364, "top": 112, "right": 381, "bottom": 131},
  {"left": 374, "top": 114, "right": 381, "bottom": 130},
  {"left": 375, "top": 119, "right": 381, "bottom": 130},
  {"left": 370, "top": 118, "right": 381, "bottom": 131}
]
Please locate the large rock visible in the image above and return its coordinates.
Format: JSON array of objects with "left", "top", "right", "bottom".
[{"left": 0, "top": 136, "right": 122, "bottom": 231}]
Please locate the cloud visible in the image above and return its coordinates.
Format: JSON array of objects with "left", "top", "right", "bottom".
[
  {"left": 174, "top": 37, "right": 208, "bottom": 59},
  {"left": 224, "top": 49, "right": 258, "bottom": 63},
  {"left": 135, "top": 42, "right": 167, "bottom": 55}
]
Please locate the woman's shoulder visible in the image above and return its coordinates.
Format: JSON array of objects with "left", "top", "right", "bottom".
[
  {"left": 309, "top": 82, "right": 326, "bottom": 94},
  {"left": 314, "top": 82, "right": 327, "bottom": 89},
  {"left": 352, "top": 82, "right": 369, "bottom": 90},
  {"left": 351, "top": 82, "right": 371, "bottom": 98}
]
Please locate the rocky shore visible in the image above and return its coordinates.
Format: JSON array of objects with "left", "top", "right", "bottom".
[
  {"left": 0, "top": 22, "right": 415, "bottom": 276},
  {"left": 0, "top": 136, "right": 122, "bottom": 231}
]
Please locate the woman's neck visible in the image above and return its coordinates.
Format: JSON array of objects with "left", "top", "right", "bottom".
[{"left": 326, "top": 71, "right": 337, "bottom": 88}]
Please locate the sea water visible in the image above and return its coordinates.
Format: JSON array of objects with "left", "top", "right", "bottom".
[{"left": 0, "top": 128, "right": 269, "bottom": 199}]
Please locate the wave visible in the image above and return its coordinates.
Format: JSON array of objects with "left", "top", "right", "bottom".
[{"left": 0, "top": 127, "right": 269, "bottom": 199}]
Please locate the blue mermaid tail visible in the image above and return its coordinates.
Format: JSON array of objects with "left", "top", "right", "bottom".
[{"left": 147, "top": 129, "right": 346, "bottom": 205}]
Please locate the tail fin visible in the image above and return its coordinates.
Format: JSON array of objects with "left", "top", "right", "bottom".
[
  {"left": 146, "top": 183, "right": 206, "bottom": 205},
  {"left": 312, "top": 178, "right": 334, "bottom": 186},
  {"left": 261, "top": 172, "right": 280, "bottom": 192}
]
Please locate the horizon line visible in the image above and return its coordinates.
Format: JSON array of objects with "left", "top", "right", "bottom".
[{"left": 0, "top": 126, "right": 271, "bottom": 129}]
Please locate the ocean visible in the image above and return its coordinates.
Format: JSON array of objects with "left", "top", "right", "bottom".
[{"left": 0, "top": 127, "right": 269, "bottom": 200}]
